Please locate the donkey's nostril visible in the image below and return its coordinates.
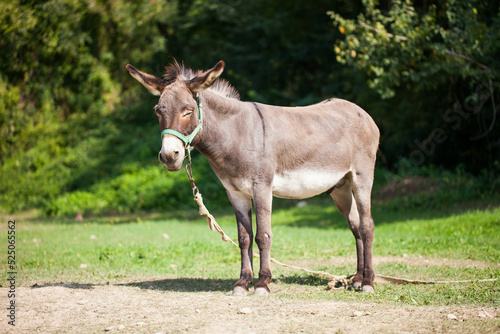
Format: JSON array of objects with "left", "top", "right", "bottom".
[
  {"left": 158, "top": 152, "right": 166, "bottom": 164},
  {"left": 159, "top": 150, "right": 181, "bottom": 165}
]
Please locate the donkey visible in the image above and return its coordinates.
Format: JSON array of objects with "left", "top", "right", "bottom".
[{"left": 126, "top": 60, "right": 380, "bottom": 296}]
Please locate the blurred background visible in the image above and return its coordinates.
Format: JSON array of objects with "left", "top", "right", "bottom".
[{"left": 0, "top": 0, "right": 499, "bottom": 218}]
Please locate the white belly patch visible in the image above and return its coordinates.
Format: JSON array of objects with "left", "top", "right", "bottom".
[{"left": 272, "top": 169, "right": 348, "bottom": 199}]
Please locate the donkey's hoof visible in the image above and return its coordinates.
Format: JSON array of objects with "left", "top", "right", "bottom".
[
  {"left": 253, "top": 287, "right": 270, "bottom": 297},
  {"left": 232, "top": 286, "right": 248, "bottom": 296},
  {"left": 352, "top": 281, "right": 362, "bottom": 290},
  {"left": 362, "top": 285, "right": 375, "bottom": 294}
]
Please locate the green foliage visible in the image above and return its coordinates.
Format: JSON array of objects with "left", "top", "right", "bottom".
[
  {"left": 43, "top": 150, "right": 231, "bottom": 217},
  {"left": 0, "top": 0, "right": 176, "bottom": 212},
  {"left": 329, "top": 0, "right": 500, "bottom": 173},
  {"left": 1, "top": 0, "right": 356, "bottom": 215},
  {"left": 329, "top": 0, "right": 500, "bottom": 98},
  {"left": 0, "top": 0, "right": 499, "bottom": 215},
  {"left": 45, "top": 165, "right": 185, "bottom": 216}
]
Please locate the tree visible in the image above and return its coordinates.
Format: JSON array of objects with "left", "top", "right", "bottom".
[
  {"left": 330, "top": 0, "right": 500, "bottom": 173},
  {"left": 0, "top": 0, "right": 176, "bottom": 211}
]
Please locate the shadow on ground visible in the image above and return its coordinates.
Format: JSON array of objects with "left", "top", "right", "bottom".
[
  {"left": 118, "top": 278, "right": 235, "bottom": 292},
  {"left": 116, "top": 275, "right": 331, "bottom": 293},
  {"left": 31, "top": 282, "right": 94, "bottom": 289}
]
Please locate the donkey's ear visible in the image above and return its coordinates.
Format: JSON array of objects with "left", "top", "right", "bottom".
[
  {"left": 187, "top": 61, "right": 225, "bottom": 94},
  {"left": 126, "top": 64, "right": 165, "bottom": 96}
]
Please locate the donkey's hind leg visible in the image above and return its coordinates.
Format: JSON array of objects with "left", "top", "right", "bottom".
[
  {"left": 351, "top": 170, "right": 376, "bottom": 293},
  {"left": 330, "top": 176, "right": 364, "bottom": 290}
]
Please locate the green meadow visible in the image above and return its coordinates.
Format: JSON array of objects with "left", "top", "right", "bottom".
[{"left": 7, "top": 199, "right": 499, "bottom": 307}]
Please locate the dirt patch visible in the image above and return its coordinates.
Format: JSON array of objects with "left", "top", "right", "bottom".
[
  {"left": 2, "top": 282, "right": 498, "bottom": 334},
  {"left": 376, "top": 176, "right": 439, "bottom": 201}
]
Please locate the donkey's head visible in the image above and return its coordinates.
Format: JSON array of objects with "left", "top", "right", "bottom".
[{"left": 126, "top": 61, "right": 225, "bottom": 171}]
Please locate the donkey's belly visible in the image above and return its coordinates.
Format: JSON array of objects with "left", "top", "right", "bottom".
[{"left": 272, "top": 169, "right": 348, "bottom": 199}]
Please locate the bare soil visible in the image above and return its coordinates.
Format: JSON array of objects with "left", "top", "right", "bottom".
[
  {"left": 376, "top": 176, "right": 440, "bottom": 201},
  {"left": 2, "top": 280, "right": 498, "bottom": 334}
]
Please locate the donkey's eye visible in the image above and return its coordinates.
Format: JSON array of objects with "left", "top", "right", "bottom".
[{"left": 181, "top": 110, "right": 193, "bottom": 118}]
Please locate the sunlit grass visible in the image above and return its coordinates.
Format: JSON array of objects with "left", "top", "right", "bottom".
[{"left": 4, "top": 206, "right": 499, "bottom": 306}]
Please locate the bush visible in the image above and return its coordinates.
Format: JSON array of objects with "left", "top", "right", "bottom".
[{"left": 44, "top": 151, "right": 232, "bottom": 217}]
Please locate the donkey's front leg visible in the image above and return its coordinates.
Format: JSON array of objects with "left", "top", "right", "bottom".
[
  {"left": 227, "top": 191, "right": 254, "bottom": 296},
  {"left": 253, "top": 185, "right": 273, "bottom": 296}
]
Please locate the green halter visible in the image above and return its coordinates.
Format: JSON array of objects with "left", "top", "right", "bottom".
[{"left": 160, "top": 94, "right": 203, "bottom": 153}]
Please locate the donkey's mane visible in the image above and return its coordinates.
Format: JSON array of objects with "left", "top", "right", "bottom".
[{"left": 164, "top": 61, "right": 240, "bottom": 100}]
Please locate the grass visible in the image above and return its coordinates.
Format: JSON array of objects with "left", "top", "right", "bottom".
[{"left": 2, "top": 202, "right": 499, "bottom": 307}]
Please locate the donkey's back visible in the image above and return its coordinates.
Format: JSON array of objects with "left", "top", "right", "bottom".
[{"left": 249, "top": 97, "right": 379, "bottom": 200}]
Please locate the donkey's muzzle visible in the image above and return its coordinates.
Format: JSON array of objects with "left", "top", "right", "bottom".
[
  {"left": 158, "top": 150, "right": 183, "bottom": 171},
  {"left": 159, "top": 135, "right": 185, "bottom": 171}
]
